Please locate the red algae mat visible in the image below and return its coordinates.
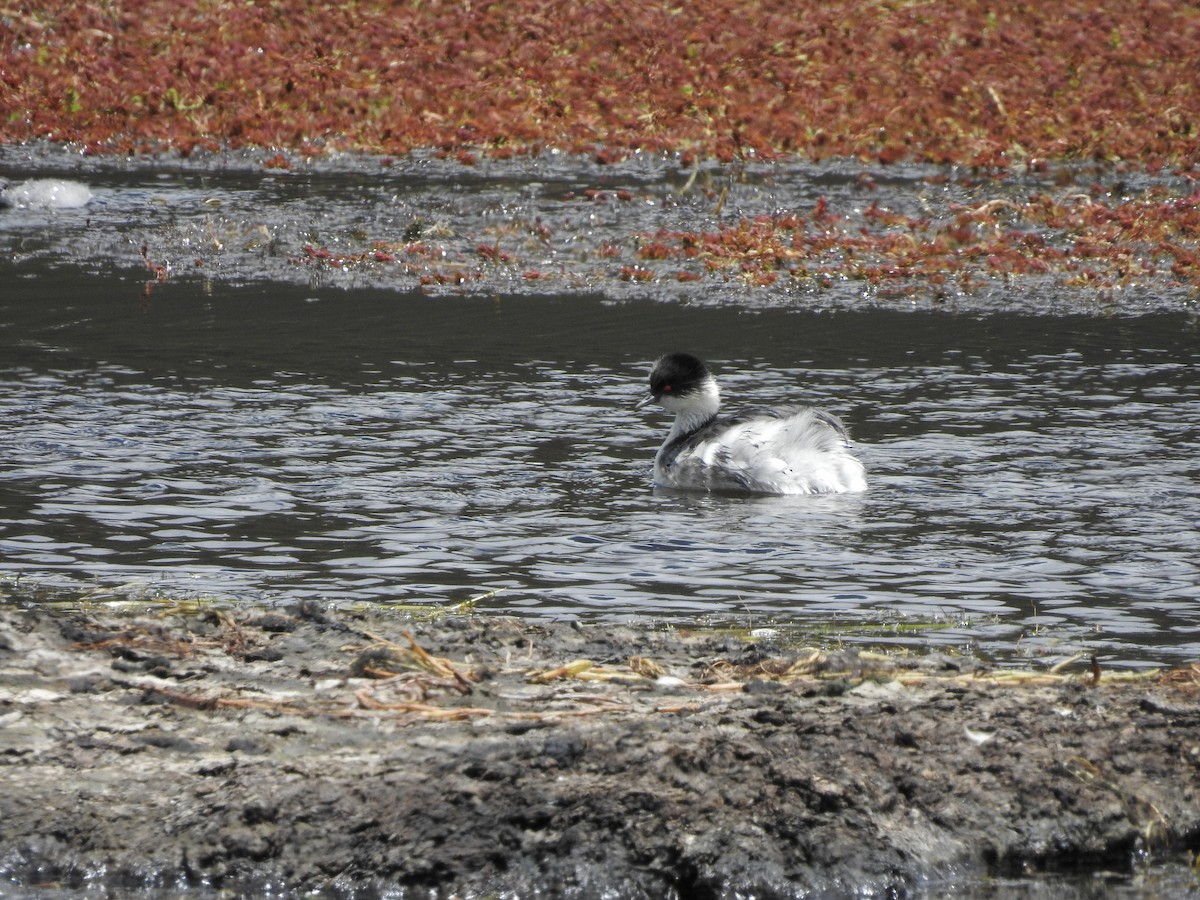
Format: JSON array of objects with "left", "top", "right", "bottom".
[
  {"left": 3, "top": 0, "right": 1198, "bottom": 167},
  {"left": 2, "top": 2, "right": 1198, "bottom": 305}
]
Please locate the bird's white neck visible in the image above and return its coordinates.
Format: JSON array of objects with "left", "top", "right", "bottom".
[{"left": 662, "top": 377, "right": 720, "bottom": 443}]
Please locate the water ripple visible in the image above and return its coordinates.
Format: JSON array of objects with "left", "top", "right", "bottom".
[{"left": 2, "top": 284, "right": 1199, "bottom": 664}]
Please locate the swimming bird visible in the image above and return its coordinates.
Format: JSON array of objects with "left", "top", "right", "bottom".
[{"left": 636, "top": 352, "right": 866, "bottom": 495}]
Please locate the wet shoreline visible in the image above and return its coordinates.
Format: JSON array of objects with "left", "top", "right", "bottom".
[
  {"left": 3, "top": 605, "right": 1198, "bottom": 897},
  {"left": 3, "top": 144, "right": 1198, "bottom": 316}
]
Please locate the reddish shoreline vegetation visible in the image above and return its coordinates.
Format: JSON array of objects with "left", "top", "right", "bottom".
[
  {"left": 286, "top": 183, "right": 1200, "bottom": 296},
  {"left": 2, "top": 1, "right": 1198, "bottom": 168},
  {"left": 3, "top": 1, "right": 1199, "bottom": 299}
]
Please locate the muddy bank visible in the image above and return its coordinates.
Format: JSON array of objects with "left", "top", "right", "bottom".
[{"left": 1, "top": 604, "right": 1198, "bottom": 898}]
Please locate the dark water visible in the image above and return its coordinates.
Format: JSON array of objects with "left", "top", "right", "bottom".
[{"left": 2, "top": 260, "right": 1198, "bottom": 666}]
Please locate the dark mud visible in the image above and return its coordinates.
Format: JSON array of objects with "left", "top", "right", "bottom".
[{"left": 2, "top": 605, "right": 1199, "bottom": 898}]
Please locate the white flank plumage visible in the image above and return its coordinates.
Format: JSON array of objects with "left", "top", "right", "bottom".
[{"left": 638, "top": 352, "right": 866, "bottom": 496}]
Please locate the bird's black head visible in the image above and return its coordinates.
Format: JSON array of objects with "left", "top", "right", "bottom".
[{"left": 648, "top": 352, "right": 711, "bottom": 399}]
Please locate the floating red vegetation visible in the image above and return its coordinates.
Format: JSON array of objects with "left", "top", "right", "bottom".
[
  {"left": 475, "top": 242, "right": 515, "bottom": 264},
  {"left": 2, "top": 1, "right": 1198, "bottom": 168},
  {"left": 261, "top": 152, "right": 291, "bottom": 170},
  {"left": 278, "top": 182, "right": 1199, "bottom": 294},
  {"left": 629, "top": 187, "right": 1200, "bottom": 290},
  {"left": 18, "top": 1, "right": 1188, "bottom": 300},
  {"left": 618, "top": 266, "right": 655, "bottom": 283}
]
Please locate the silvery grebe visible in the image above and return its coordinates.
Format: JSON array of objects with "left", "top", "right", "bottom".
[{"left": 636, "top": 352, "right": 867, "bottom": 495}]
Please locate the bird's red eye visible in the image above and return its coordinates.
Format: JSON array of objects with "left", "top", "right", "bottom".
[{"left": 662, "top": 384, "right": 672, "bottom": 392}]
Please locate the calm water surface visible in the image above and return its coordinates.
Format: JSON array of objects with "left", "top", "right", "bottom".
[{"left": 2, "top": 263, "right": 1198, "bottom": 666}]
